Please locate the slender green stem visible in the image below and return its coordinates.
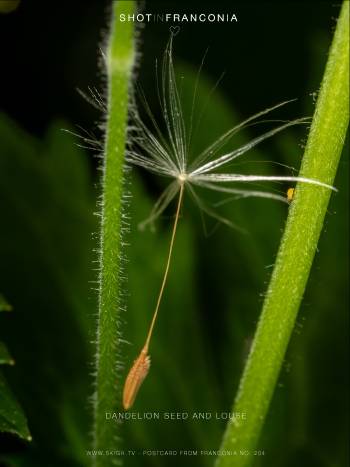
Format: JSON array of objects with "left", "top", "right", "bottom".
[
  {"left": 93, "top": 1, "right": 135, "bottom": 464},
  {"left": 217, "top": 3, "right": 349, "bottom": 466}
]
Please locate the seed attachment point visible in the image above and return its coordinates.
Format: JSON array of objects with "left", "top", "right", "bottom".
[{"left": 178, "top": 173, "right": 187, "bottom": 184}]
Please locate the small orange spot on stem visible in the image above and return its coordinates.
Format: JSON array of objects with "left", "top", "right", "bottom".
[{"left": 287, "top": 187, "right": 295, "bottom": 203}]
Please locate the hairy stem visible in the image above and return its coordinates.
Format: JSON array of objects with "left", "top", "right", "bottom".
[
  {"left": 93, "top": 1, "right": 135, "bottom": 464},
  {"left": 217, "top": 3, "right": 349, "bottom": 466}
]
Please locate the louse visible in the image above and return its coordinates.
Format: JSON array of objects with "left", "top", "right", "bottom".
[{"left": 287, "top": 187, "right": 295, "bottom": 203}]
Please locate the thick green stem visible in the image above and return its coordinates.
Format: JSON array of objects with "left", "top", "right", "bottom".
[
  {"left": 93, "top": 1, "right": 135, "bottom": 464},
  {"left": 217, "top": 3, "right": 349, "bottom": 466}
]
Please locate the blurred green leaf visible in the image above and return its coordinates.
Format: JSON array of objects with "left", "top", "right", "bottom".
[
  {"left": 0, "top": 342, "right": 14, "bottom": 365},
  {"left": 0, "top": 0, "right": 20, "bottom": 14},
  {"left": 0, "top": 293, "right": 30, "bottom": 442},
  {"left": 0, "top": 372, "right": 31, "bottom": 442},
  {"left": 0, "top": 113, "right": 96, "bottom": 466},
  {"left": 0, "top": 294, "right": 12, "bottom": 312}
]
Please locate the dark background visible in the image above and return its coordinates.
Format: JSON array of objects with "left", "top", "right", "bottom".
[
  {"left": 1, "top": 2, "right": 341, "bottom": 140},
  {"left": 0, "top": 1, "right": 348, "bottom": 467}
]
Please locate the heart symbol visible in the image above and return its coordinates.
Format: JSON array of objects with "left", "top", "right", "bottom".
[{"left": 169, "top": 26, "right": 180, "bottom": 37}]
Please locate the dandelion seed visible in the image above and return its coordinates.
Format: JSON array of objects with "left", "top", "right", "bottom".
[
  {"left": 122, "top": 34, "right": 336, "bottom": 409},
  {"left": 123, "top": 182, "right": 184, "bottom": 409}
]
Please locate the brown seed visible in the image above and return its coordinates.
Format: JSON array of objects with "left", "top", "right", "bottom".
[{"left": 123, "top": 348, "right": 151, "bottom": 410}]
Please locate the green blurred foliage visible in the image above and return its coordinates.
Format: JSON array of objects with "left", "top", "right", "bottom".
[
  {"left": 0, "top": 115, "right": 96, "bottom": 466},
  {"left": 0, "top": 1, "right": 20, "bottom": 14},
  {"left": 0, "top": 372, "right": 31, "bottom": 444},
  {"left": 0, "top": 296, "right": 30, "bottom": 443}
]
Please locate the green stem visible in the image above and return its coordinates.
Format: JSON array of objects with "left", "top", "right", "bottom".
[
  {"left": 217, "top": 3, "right": 349, "bottom": 466},
  {"left": 93, "top": 1, "right": 135, "bottom": 464}
]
